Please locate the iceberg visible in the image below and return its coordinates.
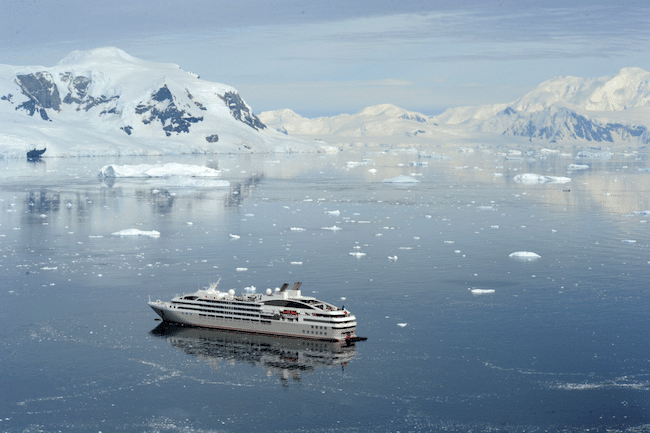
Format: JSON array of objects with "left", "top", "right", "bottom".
[{"left": 99, "top": 163, "right": 222, "bottom": 178}]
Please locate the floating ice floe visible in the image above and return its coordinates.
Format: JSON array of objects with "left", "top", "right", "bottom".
[
  {"left": 638, "top": 168, "right": 650, "bottom": 173},
  {"left": 470, "top": 289, "right": 495, "bottom": 295},
  {"left": 41, "top": 267, "right": 58, "bottom": 271},
  {"left": 321, "top": 225, "right": 342, "bottom": 231},
  {"left": 567, "top": 164, "right": 589, "bottom": 170},
  {"left": 236, "top": 267, "right": 248, "bottom": 272},
  {"left": 621, "top": 239, "right": 637, "bottom": 243},
  {"left": 513, "top": 173, "right": 571, "bottom": 184},
  {"left": 290, "top": 261, "right": 303, "bottom": 265},
  {"left": 229, "top": 234, "right": 240, "bottom": 239},
  {"left": 576, "top": 151, "right": 612, "bottom": 159},
  {"left": 111, "top": 229, "right": 160, "bottom": 238},
  {"left": 290, "top": 227, "right": 306, "bottom": 231},
  {"left": 326, "top": 210, "right": 340, "bottom": 216},
  {"left": 388, "top": 256, "right": 398, "bottom": 261},
  {"left": 99, "top": 163, "right": 222, "bottom": 178},
  {"left": 397, "top": 323, "right": 408, "bottom": 327},
  {"left": 509, "top": 251, "right": 541, "bottom": 260},
  {"left": 349, "top": 252, "right": 366, "bottom": 258},
  {"left": 381, "top": 175, "right": 420, "bottom": 183}
]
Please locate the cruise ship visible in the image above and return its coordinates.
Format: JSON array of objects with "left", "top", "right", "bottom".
[{"left": 148, "top": 282, "right": 364, "bottom": 343}]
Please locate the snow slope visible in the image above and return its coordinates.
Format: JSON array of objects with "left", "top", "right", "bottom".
[{"left": 0, "top": 47, "right": 324, "bottom": 157}]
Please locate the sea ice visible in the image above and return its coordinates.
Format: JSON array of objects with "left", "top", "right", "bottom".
[
  {"left": 111, "top": 229, "right": 160, "bottom": 238},
  {"left": 381, "top": 175, "right": 420, "bottom": 183},
  {"left": 349, "top": 252, "right": 366, "bottom": 257},
  {"left": 321, "top": 225, "right": 342, "bottom": 231},
  {"left": 567, "top": 164, "right": 589, "bottom": 170},
  {"left": 397, "top": 323, "right": 408, "bottom": 327}
]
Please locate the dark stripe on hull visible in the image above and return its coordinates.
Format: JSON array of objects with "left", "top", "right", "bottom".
[{"left": 161, "top": 318, "right": 341, "bottom": 342}]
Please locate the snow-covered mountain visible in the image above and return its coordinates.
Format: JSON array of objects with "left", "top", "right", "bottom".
[
  {"left": 263, "top": 68, "right": 650, "bottom": 149},
  {"left": 260, "top": 104, "right": 462, "bottom": 149},
  {"left": 439, "top": 67, "right": 650, "bottom": 144},
  {"left": 0, "top": 47, "right": 324, "bottom": 157}
]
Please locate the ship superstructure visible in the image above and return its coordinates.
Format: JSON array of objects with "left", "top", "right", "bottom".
[{"left": 148, "top": 282, "right": 362, "bottom": 342}]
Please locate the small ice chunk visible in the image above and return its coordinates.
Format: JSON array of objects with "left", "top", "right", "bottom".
[
  {"left": 236, "top": 267, "right": 248, "bottom": 271},
  {"left": 381, "top": 175, "right": 420, "bottom": 183},
  {"left": 514, "top": 173, "right": 571, "bottom": 184},
  {"left": 388, "top": 256, "right": 398, "bottom": 261},
  {"left": 230, "top": 234, "right": 241, "bottom": 239},
  {"left": 470, "top": 289, "right": 495, "bottom": 295},
  {"left": 326, "top": 210, "right": 340, "bottom": 216},
  {"left": 112, "top": 229, "right": 160, "bottom": 238},
  {"left": 349, "top": 252, "right": 366, "bottom": 257},
  {"left": 290, "top": 261, "right": 303, "bottom": 265},
  {"left": 290, "top": 227, "right": 306, "bottom": 231},
  {"left": 321, "top": 225, "right": 342, "bottom": 231},
  {"left": 621, "top": 239, "right": 636, "bottom": 243},
  {"left": 509, "top": 251, "right": 541, "bottom": 260},
  {"left": 397, "top": 323, "right": 408, "bottom": 327}
]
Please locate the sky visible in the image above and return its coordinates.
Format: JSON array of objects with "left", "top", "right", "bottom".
[{"left": 1, "top": 0, "right": 649, "bottom": 117}]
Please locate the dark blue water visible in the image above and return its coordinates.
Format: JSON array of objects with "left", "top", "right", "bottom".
[{"left": 1, "top": 151, "right": 649, "bottom": 432}]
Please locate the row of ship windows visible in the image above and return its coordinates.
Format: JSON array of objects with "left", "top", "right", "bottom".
[
  {"left": 178, "top": 306, "right": 260, "bottom": 318},
  {"left": 303, "top": 329, "right": 327, "bottom": 335},
  {"left": 174, "top": 301, "right": 259, "bottom": 313},
  {"left": 196, "top": 312, "right": 271, "bottom": 325}
]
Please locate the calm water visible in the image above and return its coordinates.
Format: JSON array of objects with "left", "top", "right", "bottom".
[{"left": 1, "top": 150, "right": 649, "bottom": 432}]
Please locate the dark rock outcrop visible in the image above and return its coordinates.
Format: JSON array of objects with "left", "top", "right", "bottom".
[
  {"left": 15, "top": 72, "right": 61, "bottom": 118},
  {"left": 205, "top": 134, "right": 219, "bottom": 143},
  {"left": 135, "top": 84, "right": 203, "bottom": 136},
  {"left": 219, "top": 91, "right": 266, "bottom": 131}
]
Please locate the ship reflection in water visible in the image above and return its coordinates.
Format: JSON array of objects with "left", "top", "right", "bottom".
[{"left": 150, "top": 323, "right": 358, "bottom": 384}]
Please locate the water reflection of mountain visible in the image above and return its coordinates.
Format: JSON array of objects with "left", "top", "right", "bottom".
[{"left": 150, "top": 323, "right": 357, "bottom": 384}]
